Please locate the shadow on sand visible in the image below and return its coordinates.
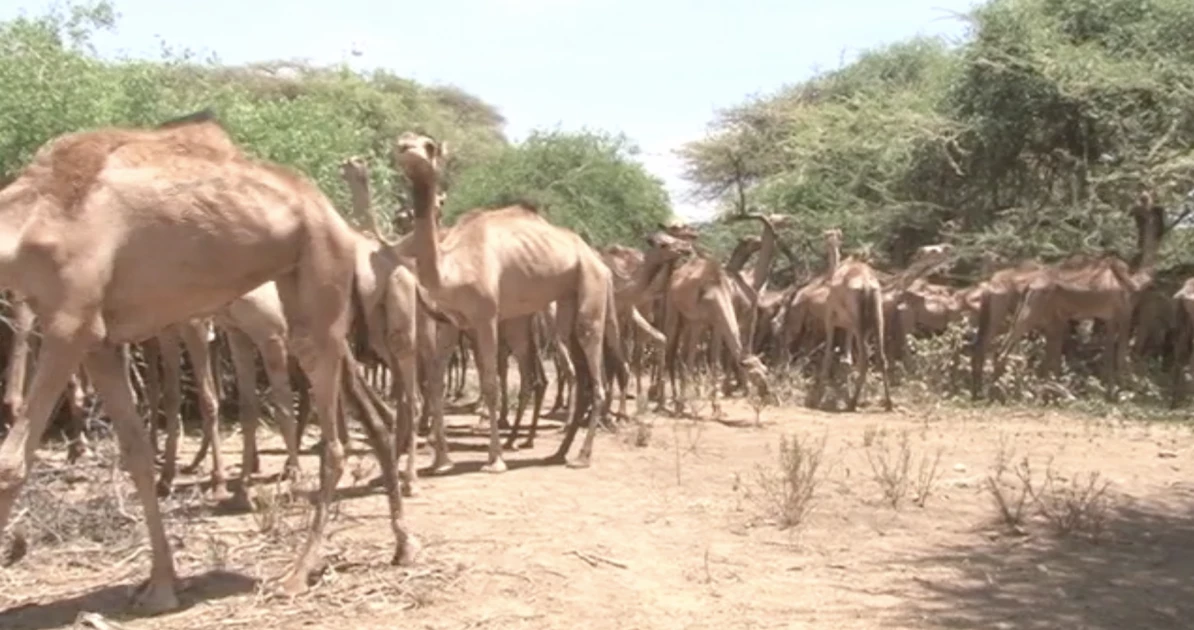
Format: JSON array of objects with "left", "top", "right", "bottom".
[
  {"left": 0, "top": 569, "right": 257, "bottom": 630},
  {"left": 892, "top": 484, "right": 1194, "bottom": 629}
]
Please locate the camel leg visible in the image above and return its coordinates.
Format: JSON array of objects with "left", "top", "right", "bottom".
[
  {"left": 472, "top": 317, "right": 508, "bottom": 473},
  {"left": 180, "top": 322, "right": 229, "bottom": 502},
  {"left": 394, "top": 350, "right": 419, "bottom": 497},
  {"left": 259, "top": 336, "right": 301, "bottom": 478},
  {"left": 274, "top": 278, "right": 414, "bottom": 595},
  {"left": 0, "top": 332, "right": 90, "bottom": 539},
  {"left": 85, "top": 345, "right": 180, "bottom": 612},
  {"left": 63, "top": 374, "right": 92, "bottom": 462},
  {"left": 141, "top": 339, "right": 164, "bottom": 460},
  {"left": 157, "top": 332, "right": 185, "bottom": 495},
  {"left": 522, "top": 332, "right": 549, "bottom": 449},
  {"left": 502, "top": 319, "right": 531, "bottom": 451},
  {"left": 552, "top": 287, "right": 609, "bottom": 468},
  {"left": 423, "top": 324, "right": 457, "bottom": 473},
  {"left": 2, "top": 298, "right": 34, "bottom": 434},
  {"left": 226, "top": 330, "right": 262, "bottom": 481}
]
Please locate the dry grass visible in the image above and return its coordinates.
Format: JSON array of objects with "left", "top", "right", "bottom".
[{"left": 1, "top": 390, "right": 1193, "bottom": 629}]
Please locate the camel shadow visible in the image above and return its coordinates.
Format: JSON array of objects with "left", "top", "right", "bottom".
[
  {"left": 887, "top": 486, "right": 1194, "bottom": 630},
  {"left": 418, "top": 455, "right": 565, "bottom": 478},
  {"left": 0, "top": 569, "right": 257, "bottom": 630}
]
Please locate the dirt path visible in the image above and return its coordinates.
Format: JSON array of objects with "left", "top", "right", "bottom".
[{"left": 3, "top": 401, "right": 1194, "bottom": 629}]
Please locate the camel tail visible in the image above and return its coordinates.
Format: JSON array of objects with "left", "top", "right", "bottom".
[
  {"left": 858, "top": 285, "right": 879, "bottom": 344},
  {"left": 1175, "top": 303, "right": 1192, "bottom": 366},
  {"left": 602, "top": 287, "right": 629, "bottom": 385},
  {"left": 349, "top": 274, "right": 380, "bottom": 365},
  {"left": 414, "top": 284, "right": 453, "bottom": 325}
]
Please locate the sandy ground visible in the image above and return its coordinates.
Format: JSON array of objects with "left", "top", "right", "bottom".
[{"left": 2, "top": 394, "right": 1194, "bottom": 630}]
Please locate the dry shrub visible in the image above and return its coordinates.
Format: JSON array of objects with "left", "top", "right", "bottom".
[
  {"left": 984, "top": 437, "right": 1112, "bottom": 540},
  {"left": 863, "top": 428, "right": 943, "bottom": 509},
  {"left": 745, "top": 432, "right": 827, "bottom": 529}
]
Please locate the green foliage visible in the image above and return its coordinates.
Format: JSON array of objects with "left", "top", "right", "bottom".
[
  {"left": 683, "top": 0, "right": 1194, "bottom": 278},
  {"left": 0, "top": 0, "right": 511, "bottom": 228},
  {"left": 445, "top": 129, "right": 672, "bottom": 246}
]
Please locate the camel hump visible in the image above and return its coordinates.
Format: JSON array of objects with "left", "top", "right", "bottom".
[
  {"left": 30, "top": 111, "right": 240, "bottom": 212},
  {"left": 156, "top": 108, "right": 220, "bottom": 129}
]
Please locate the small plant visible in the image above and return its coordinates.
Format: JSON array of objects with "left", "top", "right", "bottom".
[
  {"left": 1026, "top": 458, "right": 1112, "bottom": 539},
  {"left": 984, "top": 437, "right": 1113, "bottom": 540},
  {"left": 985, "top": 435, "right": 1031, "bottom": 530},
  {"left": 864, "top": 428, "right": 942, "bottom": 509},
  {"left": 747, "top": 432, "right": 827, "bottom": 529}
]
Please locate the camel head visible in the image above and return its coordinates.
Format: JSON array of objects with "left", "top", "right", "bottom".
[
  {"left": 739, "top": 355, "right": 771, "bottom": 397},
  {"left": 394, "top": 132, "right": 447, "bottom": 173},
  {"left": 822, "top": 228, "right": 843, "bottom": 248},
  {"left": 910, "top": 242, "right": 955, "bottom": 272},
  {"left": 394, "top": 132, "right": 445, "bottom": 221},
  {"left": 339, "top": 155, "right": 369, "bottom": 186},
  {"left": 658, "top": 220, "right": 700, "bottom": 242},
  {"left": 645, "top": 230, "right": 695, "bottom": 262}
]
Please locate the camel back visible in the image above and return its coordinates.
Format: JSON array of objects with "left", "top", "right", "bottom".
[{"left": 28, "top": 110, "right": 241, "bottom": 212}]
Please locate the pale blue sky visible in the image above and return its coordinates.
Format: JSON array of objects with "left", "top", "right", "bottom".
[{"left": 6, "top": 0, "right": 979, "bottom": 219}]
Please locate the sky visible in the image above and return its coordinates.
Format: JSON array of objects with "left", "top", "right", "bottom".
[{"left": 6, "top": 0, "right": 980, "bottom": 220}]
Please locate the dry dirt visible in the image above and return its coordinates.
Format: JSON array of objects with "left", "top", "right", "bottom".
[{"left": 2, "top": 397, "right": 1194, "bottom": 630}]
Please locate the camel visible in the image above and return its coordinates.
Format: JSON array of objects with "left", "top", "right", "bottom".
[
  {"left": 987, "top": 191, "right": 1171, "bottom": 401},
  {"left": 599, "top": 233, "right": 695, "bottom": 404},
  {"left": 339, "top": 155, "right": 423, "bottom": 494},
  {"left": 1170, "top": 277, "right": 1194, "bottom": 406},
  {"left": 0, "top": 112, "right": 412, "bottom": 610},
  {"left": 393, "top": 131, "right": 621, "bottom": 472},
  {"left": 653, "top": 226, "right": 769, "bottom": 415}
]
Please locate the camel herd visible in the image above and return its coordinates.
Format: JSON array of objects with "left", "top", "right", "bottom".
[{"left": 0, "top": 112, "right": 1192, "bottom": 614}]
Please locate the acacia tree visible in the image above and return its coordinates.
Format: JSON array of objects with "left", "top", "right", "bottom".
[
  {"left": 445, "top": 129, "right": 673, "bottom": 246},
  {"left": 682, "top": 0, "right": 1194, "bottom": 274}
]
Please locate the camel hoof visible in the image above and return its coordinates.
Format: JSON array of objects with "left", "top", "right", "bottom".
[
  {"left": 392, "top": 535, "right": 422, "bottom": 566},
  {"left": 130, "top": 578, "right": 180, "bottom": 614},
  {"left": 565, "top": 458, "right": 591, "bottom": 470},
  {"left": 430, "top": 459, "right": 454, "bottom": 475},
  {"left": 208, "top": 484, "right": 233, "bottom": 503},
  {"left": 543, "top": 453, "right": 567, "bottom": 466},
  {"left": 227, "top": 490, "right": 254, "bottom": 513},
  {"left": 401, "top": 482, "right": 417, "bottom": 498},
  {"left": 519, "top": 439, "right": 535, "bottom": 450},
  {"left": 155, "top": 479, "right": 174, "bottom": 499},
  {"left": 503, "top": 440, "right": 519, "bottom": 452},
  {"left": 271, "top": 570, "right": 310, "bottom": 599},
  {"left": 282, "top": 463, "right": 301, "bottom": 482},
  {"left": 481, "top": 458, "right": 508, "bottom": 474},
  {"left": 179, "top": 464, "right": 200, "bottom": 476}
]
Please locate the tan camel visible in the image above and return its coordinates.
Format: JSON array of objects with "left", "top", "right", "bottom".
[
  {"left": 652, "top": 226, "right": 769, "bottom": 415},
  {"left": 0, "top": 112, "right": 413, "bottom": 609},
  {"left": 339, "top": 155, "right": 422, "bottom": 494},
  {"left": 989, "top": 192, "right": 1169, "bottom": 401},
  {"left": 394, "top": 131, "right": 621, "bottom": 472},
  {"left": 1170, "top": 277, "right": 1194, "bottom": 406},
  {"left": 599, "top": 233, "right": 694, "bottom": 404}
]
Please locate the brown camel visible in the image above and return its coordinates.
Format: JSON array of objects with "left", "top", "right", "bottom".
[
  {"left": 393, "top": 131, "right": 620, "bottom": 472},
  {"left": 599, "top": 233, "right": 694, "bottom": 405},
  {"left": 988, "top": 192, "right": 1170, "bottom": 401},
  {"left": 339, "top": 155, "right": 423, "bottom": 494},
  {"left": 653, "top": 226, "right": 769, "bottom": 415},
  {"left": 0, "top": 112, "right": 412, "bottom": 609},
  {"left": 1170, "top": 277, "right": 1194, "bottom": 406}
]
